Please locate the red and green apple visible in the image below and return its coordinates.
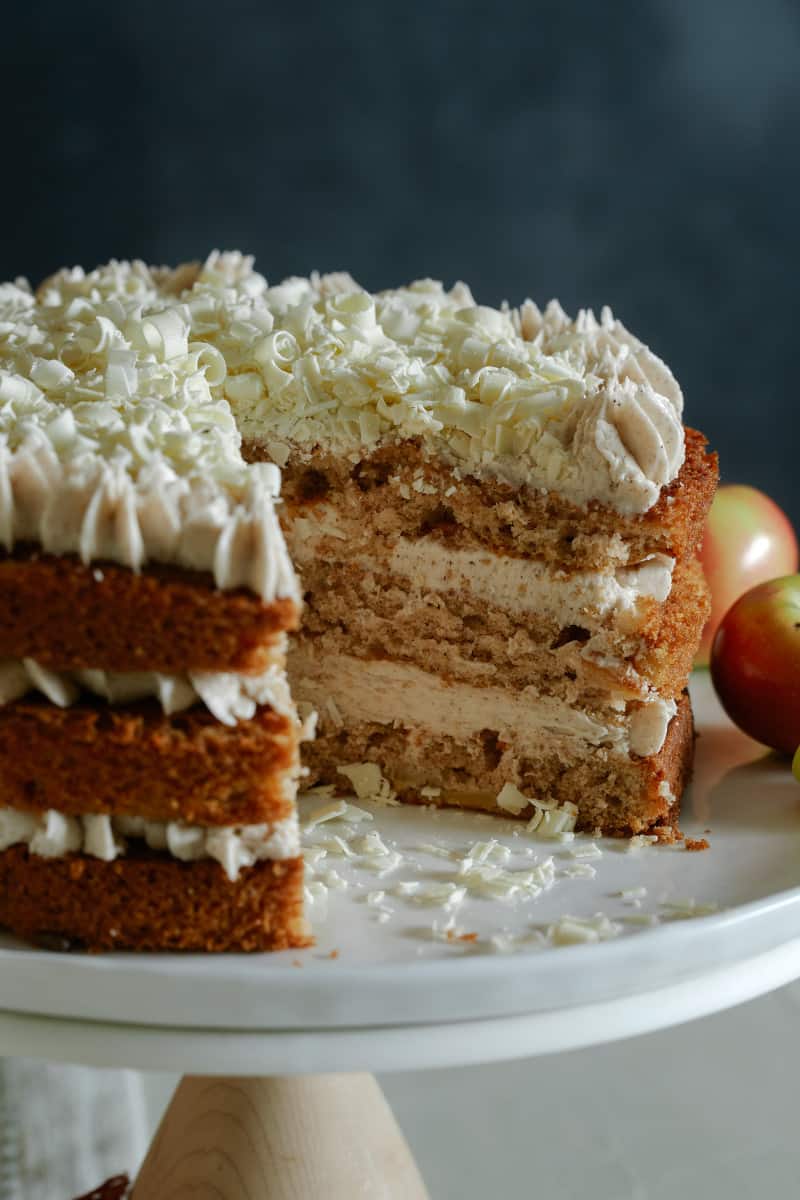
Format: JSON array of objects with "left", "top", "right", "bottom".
[
  {"left": 696, "top": 485, "right": 798, "bottom": 666},
  {"left": 711, "top": 574, "right": 800, "bottom": 754}
]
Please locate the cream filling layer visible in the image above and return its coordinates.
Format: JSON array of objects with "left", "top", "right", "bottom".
[
  {"left": 0, "top": 657, "right": 293, "bottom": 726},
  {"left": 0, "top": 808, "right": 300, "bottom": 881},
  {"left": 291, "top": 651, "right": 676, "bottom": 758},
  {"left": 0, "top": 435, "right": 299, "bottom": 603},
  {"left": 289, "top": 509, "right": 674, "bottom": 632}
]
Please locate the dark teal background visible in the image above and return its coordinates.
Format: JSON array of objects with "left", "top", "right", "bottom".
[{"left": 5, "top": 0, "right": 798, "bottom": 513}]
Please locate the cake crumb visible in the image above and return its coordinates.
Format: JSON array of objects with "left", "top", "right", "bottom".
[
  {"left": 684, "top": 837, "right": 710, "bottom": 852},
  {"left": 626, "top": 834, "right": 658, "bottom": 852}
]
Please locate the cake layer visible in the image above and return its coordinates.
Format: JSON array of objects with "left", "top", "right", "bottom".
[
  {"left": 251, "top": 427, "right": 717, "bottom": 573},
  {"left": 0, "top": 549, "right": 298, "bottom": 673},
  {"left": 304, "top": 692, "right": 694, "bottom": 837},
  {"left": 0, "top": 807, "right": 300, "bottom": 881},
  {"left": 291, "top": 648, "right": 677, "bottom": 757},
  {"left": 295, "top": 554, "right": 709, "bottom": 701},
  {"left": 290, "top": 506, "right": 676, "bottom": 634},
  {"left": 0, "top": 846, "right": 310, "bottom": 952},
  {"left": 0, "top": 698, "right": 298, "bottom": 825},
  {"left": 0, "top": 657, "right": 292, "bottom": 727}
]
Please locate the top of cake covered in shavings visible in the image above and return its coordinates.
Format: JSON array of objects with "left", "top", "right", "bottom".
[
  {"left": 0, "top": 256, "right": 256, "bottom": 489},
  {"left": 0, "top": 251, "right": 685, "bottom": 535},
  {"left": 0, "top": 254, "right": 299, "bottom": 599},
  {"left": 208, "top": 256, "right": 685, "bottom": 514}
]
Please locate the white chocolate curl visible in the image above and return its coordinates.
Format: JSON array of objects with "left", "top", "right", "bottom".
[
  {"left": 232, "top": 277, "right": 685, "bottom": 514},
  {"left": 0, "top": 249, "right": 685, "bottom": 595},
  {"left": 0, "top": 255, "right": 297, "bottom": 601}
]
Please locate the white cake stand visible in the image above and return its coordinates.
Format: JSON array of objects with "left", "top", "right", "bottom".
[{"left": 3, "top": 675, "right": 800, "bottom": 1197}]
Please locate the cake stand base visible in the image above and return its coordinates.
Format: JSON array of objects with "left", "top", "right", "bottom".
[{"left": 132, "top": 1073, "right": 430, "bottom": 1199}]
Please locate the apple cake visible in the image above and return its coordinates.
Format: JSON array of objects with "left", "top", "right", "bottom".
[{"left": 0, "top": 253, "right": 717, "bottom": 952}]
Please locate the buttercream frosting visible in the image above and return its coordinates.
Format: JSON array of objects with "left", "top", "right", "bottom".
[
  {"left": 0, "top": 656, "right": 293, "bottom": 726},
  {"left": 290, "top": 508, "right": 675, "bottom": 631},
  {"left": 230, "top": 274, "right": 685, "bottom": 513},
  {"left": 292, "top": 650, "right": 677, "bottom": 757},
  {"left": 1, "top": 254, "right": 685, "bottom": 578},
  {"left": 0, "top": 256, "right": 297, "bottom": 600},
  {"left": 0, "top": 807, "right": 300, "bottom": 880}
]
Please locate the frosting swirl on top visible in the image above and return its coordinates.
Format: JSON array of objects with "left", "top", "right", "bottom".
[{"left": 0, "top": 255, "right": 297, "bottom": 598}]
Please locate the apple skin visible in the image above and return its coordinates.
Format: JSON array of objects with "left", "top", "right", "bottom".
[
  {"left": 696, "top": 485, "right": 798, "bottom": 666},
  {"left": 711, "top": 574, "right": 800, "bottom": 754},
  {"left": 792, "top": 744, "right": 800, "bottom": 784}
]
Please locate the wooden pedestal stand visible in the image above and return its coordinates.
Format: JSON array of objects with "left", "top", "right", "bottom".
[{"left": 133, "top": 1073, "right": 430, "bottom": 1198}]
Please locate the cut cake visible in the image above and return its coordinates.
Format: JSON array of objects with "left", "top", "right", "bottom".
[{"left": 0, "top": 254, "right": 717, "bottom": 952}]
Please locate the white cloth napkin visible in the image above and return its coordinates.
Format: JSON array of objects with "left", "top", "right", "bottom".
[{"left": 0, "top": 1059, "right": 148, "bottom": 1199}]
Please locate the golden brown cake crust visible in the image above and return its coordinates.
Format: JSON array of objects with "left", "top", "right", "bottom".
[
  {"left": 634, "top": 555, "right": 710, "bottom": 684},
  {"left": 247, "top": 427, "right": 718, "bottom": 572},
  {"left": 0, "top": 846, "right": 310, "bottom": 952},
  {"left": 0, "top": 547, "right": 298, "bottom": 673},
  {"left": 638, "top": 687, "right": 694, "bottom": 837},
  {"left": 0, "top": 698, "right": 297, "bottom": 825},
  {"left": 293, "top": 552, "right": 709, "bottom": 703},
  {"left": 304, "top": 691, "right": 694, "bottom": 838}
]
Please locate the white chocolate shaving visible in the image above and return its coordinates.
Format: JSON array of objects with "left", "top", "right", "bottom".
[
  {"left": 228, "top": 276, "right": 685, "bottom": 514},
  {"left": 0, "top": 256, "right": 297, "bottom": 601}
]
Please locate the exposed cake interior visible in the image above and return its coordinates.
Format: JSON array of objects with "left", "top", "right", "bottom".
[
  {"left": 226, "top": 268, "right": 716, "bottom": 836},
  {"left": 0, "top": 251, "right": 717, "bottom": 951},
  {"left": 278, "top": 444, "right": 714, "bottom": 835}
]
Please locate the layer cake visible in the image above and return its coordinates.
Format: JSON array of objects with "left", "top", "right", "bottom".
[{"left": 0, "top": 253, "right": 717, "bottom": 953}]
